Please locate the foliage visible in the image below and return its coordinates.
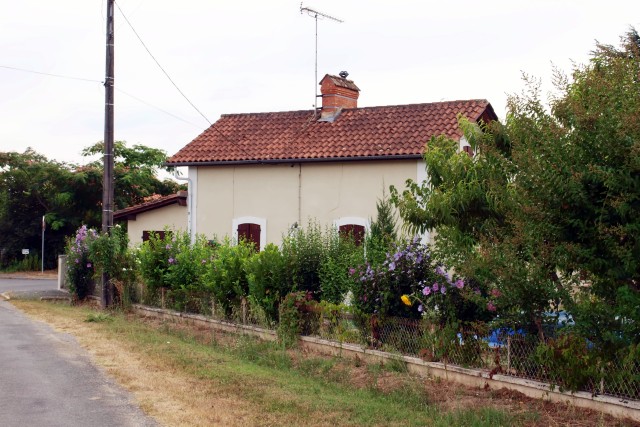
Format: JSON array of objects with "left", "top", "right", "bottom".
[
  {"left": 277, "top": 291, "right": 318, "bottom": 348},
  {"left": 0, "top": 150, "right": 98, "bottom": 269},
  {"left": 0, "top": 142, "right": 182, "bottom": 269},
  {"left": 390, "top": 30, "right": 640, "bottom": 347},
  {"left": 87, "top": 224, "right": 139, "bottom": 307},
  {"left": 280, "top": 220, "right": 325, "bottom": 297},
  {"left": 81, "top": 140, "right": 183, "bottom": 210},
  {"left": 366, "top": 192, "right": 398, "bottom": 266},
  {"left": 245, "top": 243, "right": 290, "bottom": 322},
  {"left": 319, "top": 231, "right": 364, "bottom": 304},
  {"left": 534, "top": 333, "right": 599, "bottom": 393},
  {"left": 137, "top": 230, "right": 214, "bottom": 312},
  {"left": 351, "top": 237, "right": 483, "bottom": 324},
  {"left": 137, "top": 230, "right": 176, "bottom": 295},
  {"left": 65, "top": 225, "right": 97, "bottom": 300},
  {"left": 202, "top": 238, "right": 255, "bottom": 317}
]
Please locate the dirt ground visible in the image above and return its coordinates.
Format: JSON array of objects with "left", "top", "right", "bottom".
[
  {"left": 0, "top": 270, "right": 58, "bottom": 280},
  {"left": 141, "top": 314, "right": 640, "bottom": 427}
]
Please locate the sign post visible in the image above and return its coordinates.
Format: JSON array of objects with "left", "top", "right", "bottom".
[{"left": 41, "top": 215, "right": 45, "bottom": 273}]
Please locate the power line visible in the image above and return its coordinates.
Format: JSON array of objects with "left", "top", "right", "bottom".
[
  {"left": 0, "top": 65, "right": 102, "bottom": 83},
  {"left": 1, "top": 64, "right": 202, "bottom": 129},
  {"left": 112, "top": 2, "right": 262, "bottom": 162},
  {"left": 114, "top": 1, "right": 212, "bottom": 126},
  {"left": 115, "top": 88, "right": 202, "bottom": 129}
]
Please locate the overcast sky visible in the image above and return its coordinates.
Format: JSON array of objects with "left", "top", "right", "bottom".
[{"left": 1, "top": 0, "right": 638, "bottom": 165}]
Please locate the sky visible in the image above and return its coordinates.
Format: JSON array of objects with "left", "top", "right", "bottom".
[{"left": 1, "top": 0, "right": 639, "bottom": 166}]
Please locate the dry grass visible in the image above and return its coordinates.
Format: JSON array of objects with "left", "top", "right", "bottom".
[{"left": 11, "top": 300, "right": 640, "bottom": 427}]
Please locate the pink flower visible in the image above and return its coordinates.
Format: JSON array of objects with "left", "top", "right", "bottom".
[
  {"left": 455, "top": 279, "right": 464, "bottom": 289},
  {"left": 422, "top": 286, "right": 431, "bottom": 296},
  {"left": 491, "top": 289, "right": 502, "bottom": 298},
  {"left": 86, "top": 263, "right": 92, "bottom": 268},
  {"left": 168, "top": 257, "right": 175, "bottom": 264},
  {"left": 487, "top": 301, "right": 497, "bottom": 312},
  {"left": 432, "top": 283, "right": 439, "bottom": 292}
]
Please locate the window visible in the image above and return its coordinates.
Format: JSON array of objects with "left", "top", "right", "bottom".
[
  {"left": 237, "top": 223, "right": 261, "bottom": 251},
  {"left": 339, "top": 224, "right": 365, "bottom": 246},
  {"left": 232, "top": 216, "right": 267, "bottom": 251},
  {"left": 142, "top": 230, "right": 168, "bottom": 242}
]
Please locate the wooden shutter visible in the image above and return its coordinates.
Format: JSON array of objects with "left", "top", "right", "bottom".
[
  {"left": 238, "top": 223, "right": 261, "bottom": 251},
  {"left": 339, "top": 224, "right": 365, "bottom": 246},
  {"left": 142, "top": 230, "right": 167, "bottom": 243}
]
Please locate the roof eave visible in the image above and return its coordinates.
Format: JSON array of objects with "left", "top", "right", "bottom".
[{"left": 165, "top": 154, "right": 424, "bottom": 167}]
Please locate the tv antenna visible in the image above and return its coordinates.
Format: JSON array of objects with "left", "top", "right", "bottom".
[{"left": 300, "top": 4, "right": 343, "bottom": 115}]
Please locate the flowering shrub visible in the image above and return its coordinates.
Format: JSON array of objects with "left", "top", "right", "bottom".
[
  {"left": 352, "top": 236, "right": 486, "bottom": 326},
  {"left": 138, "top": 230, "right": 176, "bottom": 295},
  {"left": 65, "top": 225, "right": 97, "bottom": 300}
]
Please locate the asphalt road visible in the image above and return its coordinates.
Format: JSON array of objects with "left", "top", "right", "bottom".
[
  {"left": 0, "top": 277, "right": 57, "bottom": 292},
  {"left": 0, "top": 280, "right": 158, "bottom": 427}
]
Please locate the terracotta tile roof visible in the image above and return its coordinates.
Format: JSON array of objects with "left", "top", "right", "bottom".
[
  {"left": 167, "top": 100, "right": 496, "bottom": 165},
  {"left": 114, "top": 191, "right": 187, "bottom": 221}
]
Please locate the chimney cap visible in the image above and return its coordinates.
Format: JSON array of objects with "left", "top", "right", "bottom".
[{"left": 339, "top": 71, "right": 349, "bottom": 78}]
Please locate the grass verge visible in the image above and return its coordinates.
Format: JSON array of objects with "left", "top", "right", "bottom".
[{"left": 12, "top": 301, "right": 637, "bottom": 427}]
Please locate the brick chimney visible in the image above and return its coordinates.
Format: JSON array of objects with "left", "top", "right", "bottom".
[{"left": 318, "top": 72, "right": 360, "bottom": 120}]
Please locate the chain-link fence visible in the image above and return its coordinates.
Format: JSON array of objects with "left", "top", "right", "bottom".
[
  {"left": 301, "top": 310, "right": 640, "bottom": 401},
  {"left": 139, "top": 291, "right": 639, "bottom": 402}
]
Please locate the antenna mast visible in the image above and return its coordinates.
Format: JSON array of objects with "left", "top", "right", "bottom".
[{"left": 300, "top": 4, "right": 343, "bottom": 115}]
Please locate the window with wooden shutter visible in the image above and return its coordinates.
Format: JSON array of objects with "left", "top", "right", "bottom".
[
  {"left": 142, "top": 230, "right": 167, "bottom": 242},
  {"left": 237, "top": 223, "right": 261, "bottom": 251},
  {"left": 339, "top": 224, "right": 365, "bottom": 246}
]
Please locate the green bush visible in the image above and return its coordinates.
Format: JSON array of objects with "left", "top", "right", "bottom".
[
  {"left": 319, "top": 232, "right": 364, "bottom": 304},
  {"left": 245, "top": 243, "right": 291, "bottom": 322},
  {"left": 87, "top": 224, "right": 138, "bottom": 307},
  {"left": 137, "top": 230, "right": 175, "bottom": 295},
  {"left": 202, "top": 238, "right": 254, "bottom": 317},
  {"left": 281, "top": 221, "right": 325, "bottom": 297}
]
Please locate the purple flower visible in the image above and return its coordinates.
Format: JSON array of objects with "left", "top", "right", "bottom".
[
  {"left": 75, "top": 259, "right": 79, "bottom": 264},
  {"left": 418, "top": 304, "right": 423, "bottom": 312},
  {"left": 432, "top": 282, "right": 439, "bottom": 292},
  {"left": 388, "top": 262, "right": 396, "bottom": 271},
  {"left": 474, "top": 287, "right": 481, "bottom": 295},
  {"left": 394, "top": 252, "right": 402, "bottom": 262},
  {"left": 348, "top": 268, "right": 356, "bottom": 276},
  {"left": 440, "top": 286, "right": 447, "bottom": 295},
  {"left": 86, "top": 263, "right": 92, "bottom": 268},
  {"left": 455, "top": 279, "right": 464, "bottom": 289},
  {"left": 165, "top": 244, "right": 172, "bottom": 250},
  {"left": 168, "top": 257, "right": 175, "bottom": 264},
  {"left": 201, "top": 259, "right": 207, "bottom": 264},
  {"left": 422, "top": 286, "right": 431, "bottom": 296}
]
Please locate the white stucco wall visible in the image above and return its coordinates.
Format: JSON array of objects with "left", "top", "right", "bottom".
[
  {"left": 127, "top": 203, "right": 188, "bottom": 245},
  {"left": 193, "top": 159, "right": 419, "bottom": 246}
]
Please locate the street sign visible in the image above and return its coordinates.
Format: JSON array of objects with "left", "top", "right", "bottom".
[{"left": 22, "top": 249, "right": 29, "bottom": 255}]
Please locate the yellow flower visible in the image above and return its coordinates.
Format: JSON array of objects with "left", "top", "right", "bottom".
[{"left": 401, "top": 295, "right": 412, "bottom": 306}]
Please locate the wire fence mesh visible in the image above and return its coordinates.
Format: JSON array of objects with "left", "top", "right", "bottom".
[
  {"left": 142, "top": 293, "right": 639, "bottom": 402},
  {"left": 300, "top": 310, "right": 640, "bottom": 401}
]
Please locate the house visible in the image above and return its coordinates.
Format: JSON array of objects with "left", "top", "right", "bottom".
[
  {"left": 114, "top": 191, "right": 188, "bottom": 245},
  {"left": 165, "top": 73, "right": 497, "bottom": 250}
]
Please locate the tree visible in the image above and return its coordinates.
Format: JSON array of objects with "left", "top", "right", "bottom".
[
  {"left": 0, "top": 141, "right": 184, "bottom": 269},
  {"left": 82, "top": 141, "right": 183, "bottom": 210},
  {"left": 391, "top": 29, "right": 640, "bottom": 347}
]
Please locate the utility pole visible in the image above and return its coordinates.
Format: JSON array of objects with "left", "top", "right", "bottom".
[{"left": 102, "top": 0, "right": 115, "bottom": 308}]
